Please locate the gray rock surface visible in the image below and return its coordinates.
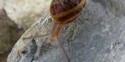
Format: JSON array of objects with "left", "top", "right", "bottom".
[{"left": 7, "top": 0, "right": 125, "bottom": 62}]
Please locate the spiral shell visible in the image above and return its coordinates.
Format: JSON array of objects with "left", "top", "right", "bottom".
[{"left": 50, "top": 0, "right": 86, "bottom": 24}]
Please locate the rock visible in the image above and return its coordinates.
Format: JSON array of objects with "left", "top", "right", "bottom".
[
  {"left": 7, "top": 0, "right": 125, "bottom": 62},
  {"left": 0, "top": 9, "right": 24, "bottom": 54},
  {"left": 0, "top": 0, "right": 51, "bottom": 30}
]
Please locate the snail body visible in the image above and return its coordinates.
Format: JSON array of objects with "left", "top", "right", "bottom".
[
  {"left": 49, "top": 0, "right": 86, "bottom": 42},
  {"left": 50, "top": 1, "right": 86, "bottom": 61}
]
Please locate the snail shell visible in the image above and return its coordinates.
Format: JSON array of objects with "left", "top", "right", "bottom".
[{"left": 50, "top": 0, "right": 86, "bottom": 24}]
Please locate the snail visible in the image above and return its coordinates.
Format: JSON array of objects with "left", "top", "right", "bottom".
[
  {"left": 24, "top": 0, "right": 87, "bottom": 62},
  {"left": 49, "top": 0, "right": 87, "bottom": 62},
  {"left": 49, "top": 0, "right": 86, "bottom": 43}
]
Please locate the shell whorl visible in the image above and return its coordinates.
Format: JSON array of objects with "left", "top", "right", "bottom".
[{"left": 50, "top": 0, "right": 86, "bottom": 24}]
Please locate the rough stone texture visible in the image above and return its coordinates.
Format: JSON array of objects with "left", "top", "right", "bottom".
[
  {"left": 0, "top": 0, "right": 51, "bottom": 30},
  {"left": 8, "top": 0, "right": 125, "bottom": 62},
  {"left": 0, "top": 9, "right": 24, "bottom": 54}
]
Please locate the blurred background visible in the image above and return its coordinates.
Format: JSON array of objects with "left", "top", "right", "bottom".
[{"left": 0, "top": 0, "right": 51, "bottom": 62}]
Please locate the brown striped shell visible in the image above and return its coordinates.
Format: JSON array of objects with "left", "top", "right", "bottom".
[{"left": 50, "top": 0, "right": 86, "bottom": 24}]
